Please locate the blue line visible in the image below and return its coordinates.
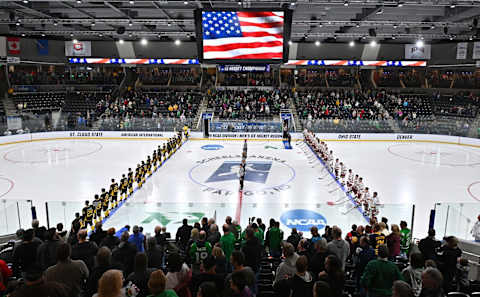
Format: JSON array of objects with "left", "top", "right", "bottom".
[
  {"left": 90, "top": 139, "right": 189, "bottom": 234},
  {"left": 304, "top": 141, "right": 370, "bottom": 223}
]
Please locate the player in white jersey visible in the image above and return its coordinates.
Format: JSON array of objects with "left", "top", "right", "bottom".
[
  {"left": 347, "top": 170, "right": 354, "bottom": 192},
  {"left": 371, "top": 191, "right": 380, "bottom": 219},
  {"left": 340, "top": 162, "right": 347, "bottom": 185},
  {"left": 352, "top": 174, "right": 359, "bottom": 194},
  {"left": 363, "top": 187, "right": 371, "bottom": 213},
  {"left": 334, "top": 159, "right": 340, "bottom": 178},
  {"left": 328, "top": 151, "right": 334, "bottom": 170}
]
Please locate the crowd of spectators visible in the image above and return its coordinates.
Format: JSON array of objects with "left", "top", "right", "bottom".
[
  {"left": 139, "top": 69, "right": 171, "bottom": 86},
  {"left": 207, "top": 89, "right": 290, "bottom": 120},
  {"left": 0, "top": 214, "right": 473, "bottom": 297},
  {"left": 170, "top": 69, "right": 201, "bottom": 86}
]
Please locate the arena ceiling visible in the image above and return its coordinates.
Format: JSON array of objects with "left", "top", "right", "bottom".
[{"left": 0, "top": 0, "right": 479, "bottom": 43}]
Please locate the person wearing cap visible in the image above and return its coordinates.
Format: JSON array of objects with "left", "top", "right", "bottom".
[
  {"left": 471, "top": 215, "right": 480, "bottom": 242},
  {"left": 274, "top": 242, "right": 299, "bottom": 283},
  {"left": 129, "top": 225, "right": 145, "bottom": 252}
]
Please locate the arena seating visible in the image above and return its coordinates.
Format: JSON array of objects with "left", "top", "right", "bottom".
[
  {"left": 379, "top": 93, "right": 434, "bottom": 120},
  {"left": 433, "top": 94, "right": 479, "bottom": 118},
  {"left": 206, "top": 89, "right": 289, "bottom": 120},
  {"left": 170, "top": 68, "right": 201, "bottom": 86},
  {"left": 297, "top": 69, "right": 327, "bottom": 87},
  {"left": 139, "top": 69, "right": 171, "bottom": 85},
  {"left": 11, "top": 92, "right": 65, "bottom": 113}
]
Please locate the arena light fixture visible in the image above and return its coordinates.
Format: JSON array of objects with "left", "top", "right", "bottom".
[
  {"left": 175, "top": 39, "right": 181, "bottom": 45},
  {"left": 119, "top": 39, "right": 124, "bottom": 44},
  {"left": 356, "top": 23, "right": 360, "bottom": 28},
  {"left": 288, "top": 40, "right": 292, "bottom": 45},
  {"left": 415, "top": 40, "right": 424, "bottom": 47},
  {"left": 315, "top": 40, "right": 320, "bottom": 46},
  {"left": 70, "top": 33, "right": 74, "bottom": 37},
  {"left": 392, "top": 35, "right": 396, "bottom": 40},
  {"left": 184, "top": 1, "right": 188, "bottom": 4},
  {"left": 129, "top": 0, "right": 135, "bottom": 4},
  {"left": 91, "top": 21, "right": 96, "bottom": 27},
  {"left": 450, "top": 2, "right": 456, "bottom": 8},
  {"left": 398, "top": 1, "right": 404, "bottom": 7},
  {"left": 73, "top": 39, "right": 78, "bottom": 43},
  {"left": 128, "top": 21, "right": 133, "bottom": 27},
  {"left": 76, "top": 0, "right": 82, "bottom": 3},
  {"left": 21, "top": 33, "right": 26, "bottom": 37},
  {"left": 23, "top": 0, "right": 28, "bottom": 3},
  {"left": 349, "top": 40, "right": 355, "bottom": 47},
  {"left": 16, "top": 21, "right": 20, "bottom": 26},
  {"left": 53, "top": 21, "right": 58, "bottom": 26},
  {"left": 370, "top": 40, "right": 377, "bottom": 46},
  {"left": 344, "top": 0, "right": 349, "bottom": 6},
  {"left": 41, "top": 33, "right": 45, "bottom": 37},
  {"left": 141, "top": 38, "right": 148, "bottom": 45},
  {"left": 238, "top": 1, "right": 241, "bottom": 5}
]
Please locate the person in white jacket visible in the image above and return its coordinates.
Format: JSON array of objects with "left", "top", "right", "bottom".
[{"left": 471, "top": 215, "right": 480, "bottom": 242}]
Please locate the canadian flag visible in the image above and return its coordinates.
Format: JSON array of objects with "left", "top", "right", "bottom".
[{"left": 7, "top": 37, "right": 20, "bottom": 55}]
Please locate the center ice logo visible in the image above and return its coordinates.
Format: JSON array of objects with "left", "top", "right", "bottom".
[
  {"left": 280, "top": 209, "right": 327, "bottom": 231},
  {"left": 205, "top": 161, "right": 272, "bottom": 184}
]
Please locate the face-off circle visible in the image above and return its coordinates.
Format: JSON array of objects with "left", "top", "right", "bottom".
[
  {"left": 467, "top": 181, "right": 480, "bottom": 202},
  {"left": 387, "top": 143, "right": 480, "bottom": 167},
  {"left": 0, "top": 177, "right": 14, "bottom": 198},
  {"left": 3, "top": 141, "right": 103, "bottom": 164},
  {"left": 189, "top": 154, "right": 296, "bottom": 192}
]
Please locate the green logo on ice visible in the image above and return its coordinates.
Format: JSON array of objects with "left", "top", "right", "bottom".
[{"left": 142, "top": 211, "right": 205, "bottom": 226}]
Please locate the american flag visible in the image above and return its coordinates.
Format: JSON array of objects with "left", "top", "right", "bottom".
[{"left": 202, "top": 11, "right": 284, "bottom": 60}]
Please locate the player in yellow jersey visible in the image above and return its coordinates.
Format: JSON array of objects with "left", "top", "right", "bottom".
[
  {"left": 93, "top": 194, "right": 102, "bottom": 223},
  {"left": 128, "top": 168, "right": 134, "bottom": 195},
  {"left": 109, "top": 178, "right": 118, "bottom": 208}
]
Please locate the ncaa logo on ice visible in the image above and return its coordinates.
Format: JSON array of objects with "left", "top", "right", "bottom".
[
  {"left": 280, "top": 209, "right": 327, "bottom": 232},
  {"left": 201, "top": 144, "right": 224, "bottom": 151}
]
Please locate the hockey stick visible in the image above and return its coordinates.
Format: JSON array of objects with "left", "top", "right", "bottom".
[{"left": 342, "top": 203, "right": 361, "bottom": 215}]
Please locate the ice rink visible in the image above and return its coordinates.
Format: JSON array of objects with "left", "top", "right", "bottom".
[{"left": 0, "top": 136, "right": 479, "bottom": 239}]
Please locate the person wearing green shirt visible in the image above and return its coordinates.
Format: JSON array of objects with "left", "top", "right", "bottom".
[
  {"left": 189, "top": 231, "right": 212, "bottom": 272},
  {"left": 361, "top": 245, "right": 404, "bottom": 297},
  {"left": 399, "top": 221, "right": 411, "bottom": 256},
  {"left": 220, "top": 224, "right": 236, "bottom": 267},
  {"left": 268, "top": 221, "right": 283, "bottom": 258},
  {"left": 147, "top": 270, "right": 178, "bottom": 297},
  {"left": 252, "top": 223, "right": 264, "bottom": 246}
]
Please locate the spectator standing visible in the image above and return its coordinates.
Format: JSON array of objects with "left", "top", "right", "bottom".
[
  {"left": 402, "top": 253, "right": 425, "bottom": 297},
  {"left": 437, "top": 236, "right": 462, "bottom": 292},
  {"left": 146, "top": 237, "right": 164, "bottom": 269},
  {"left": 93, "top": 269, "right": 127, "bottom": 297},
  {"left": 290, "top": 256, "right": 314, "bottom": 297},
  {"left": 176, "top": 219, "right": 193, "bottom": 250},
  {"left": 90, "top": 222, "right": 107, "bottom": 246},
  {"left": 112, "top": 231, "right": 138, "bottom": 276},
  {"left": 191, "top": 256, "right": 225, "bottom": 296},
  {"left": 318, "top": 255, "right": 345, "bottom": 297},
  {"left": 418, "top": 229, "right": 441, "bottom": 262},
  {"left": 400, "top": 221, "right": 411, "bottom": 256},
  {"left": 327, "top": 226, "right": 350, "bottom": 269},
  {"left": 274, "top": 242, "right": 299, "bottom": 283},
  {"left": 12, "top": 229, "right": 41, "bottom": 276},
  {"left": 45, "top": 243, "right": 89, "bottom": 297},
  {"left": 310, "top": 238, "right": 330, "bottom": 279},
  {"left": 387, "top": 224, "right": 401, "bottom": 258},
  {"left": 241, "top": 227, "right": 262, "bottom": 273},
  {"left": 313, "top": 281, "right": 333, "bottom": 297},
  {"left": 267, "top": 221, "right": 282, "bottom": 257},
  {"left": 71, "top": 229, "right": 99, "bottom": 269},
  {"left": 100, "top": 228, "right": 120, "bottom": 250},
  {"left": 355, "top": 236, "right": 377, "bottom": 291},
  {"left": 212, "top": 247, "right": 227, "bottom": 274},
  {"left": 86, "top": 247, "right": 124, "bottom": 297},
  {"left": 129, "top": 225, "right": 145, "bottom": 252},
  {"left": 9, "top": 264, "right": 69, "bottom": 297},
  {"left": 287, "top": 228, "right": 301, "bottom": 251},
  {"left": 361, "top": 245, "right": 404, "bottom": 297},
  {"left": 37, "top": 228, "right": 62, "bottom": 271},
  {"left": 147, "top": 270, "right": 179, "bottom": 297},
  {"left": 57, "top": 223, "right": 67, "bottom": 242},
  {"left": 393, "top": 281, "right": 414, "bottom": 297},
  {"left": 229, "top": 270, "right": 253, "bottom": 297},
  {"left": 127, "top": 253, "right": 156, "bottom": 297},
  {"left": 219, "top": 224, "right": 236, "bottom": 269},
  {"left": 165, "top": 253, "right": 192, "bottom": 297},
  {"left": 419, "top": 268, "right": 444, "bottom": 297},
  {"left": 207, "top": 224, "right": 221, "bottom": 246},
  {"left": 189, "top": 231, "right": 212, "bottom": 273}
]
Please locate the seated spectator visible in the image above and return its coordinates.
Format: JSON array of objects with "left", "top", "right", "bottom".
[
  {"left": 361, "top": 244, "right": 404, "bottom": 297},
  {"left": 402, "top": 253, "right": 425, "bottom": 297},
  {"left": 9, "top": 264, "right": 69, "bottom": 297},
  {"left": 274, "top": 242, "right": 299, "bottom": 283},
  {"left": 318, "top": 255, "right": 345, "bottom": 297},
  {"left": 393, "top": 280, "right": 415, "bottom": 297},
  {"left": 71, "top": 229, "right": 99, "bottom": 269},
  {"left": 127, "top": 253, "right": 156, "bottom": 297},
  {"left": 419, "top": 268, "right": 444, "bottom": 297},
  {"left": 45, "top": 243, "right": 89, "bottom": 297},
  {"left": 148, "top": 270, "right": 179, "bottom": 297}
]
